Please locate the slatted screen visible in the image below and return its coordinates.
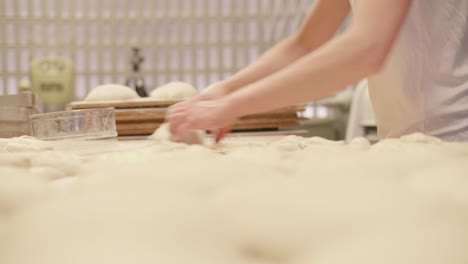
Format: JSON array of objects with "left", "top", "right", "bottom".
[{"left": 0, "top": 0, "right": 313, "bottom": 99}]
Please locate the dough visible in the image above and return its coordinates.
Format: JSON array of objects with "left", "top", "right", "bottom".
[
  {"left": 348, "top": 137, "right": 371, "bottom": 149},
  {"left": 1, "top": 133, "right": 468, "bottom": 264},
  {"left": 29, "top": 151, "right": 81, "bottom": 180},
  {"left": 302, "top": 136, "right": 345, "bottom": 146},
  {"left": 85, "top": 84, "right": 139, "bottom": 101},
  {"left": 407, "top": 158, "right": 468, "bottom": 206},
  {"left": 0, "top": 167, "right": 48, "bottom": 217},
  {"left": 148, "top": 123, "right": 173, "bottom": 141},
  {"left": 0, "top": 153, "right": 31, "bottom": 167},
  {"left": 0, "top": 137, "right": 81, "bottom": 181},
  {"left": 269, "top": 136, "right": 304, "bottom": 152},
  {"left": 150, "top": 82, "right": 197, "bottom": 100},
  {"left": 149, "top": 123, "right": 206, "bottom": 145},
  {"left": 0, "top": 136, "right": 53, "bottom": 153},
  {"left": 400, "top": 132, "right": 442, "bottom": 143}
]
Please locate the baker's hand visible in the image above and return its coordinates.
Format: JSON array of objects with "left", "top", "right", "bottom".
[
  {"left": 213, "top": 127, "right": 231, "bottom": 143},
  {"left": 165, "top": 82, "right": 226, "bottom": 122},
  {"left": 167, "top": 98, "right": 239, "bottom": 142},
  {"left": 166, "top": 93, "right": 209, "bottom": 120}
]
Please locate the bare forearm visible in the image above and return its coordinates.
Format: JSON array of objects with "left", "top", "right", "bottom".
[
  {"left": 206, "top": 36, "right": 307, "bottom": 97},
  {"left": 207, "top": 0, "right": 351, "bottom": 98},
  {"left": 227, "top": 32, "right": 383, "bottom": 116}
]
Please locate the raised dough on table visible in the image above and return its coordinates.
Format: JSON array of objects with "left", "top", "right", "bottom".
[
  {"left": 269, "top": 136, "right": 306, "bottom": 152},
  {"left": 213, "top": 140, "right": 266, "bottom": 153},
  {"left": 224, "top": 147, "right": 285, "bottom": 166},
  {"left": 370, "top": 134, "right": 449, "bottom": 155},
  {"left": 0, "top": 140, "right": 81, "bottom": 181},
  {"left": 400, "top": 132, "right": 442, "bottom": 143},
  {"left": 0, "top": 175, "right": 245, "bottom": 264},
  {"left": 407, "top": 158, "right": 468, "bottom": 206},
  {"left": 0, "top": 136, "right": 53, "bottom": 153},
  {"left": 29, "top": 151, "right": 82, "bottom": 179},
  {"left": 29, "top": 167, "right": 66, "bottom": 182},
  {"left": 347, "top": 137, "right": 371, "bottom": 149},
  {"left": 1, "top": 133, "right": 468, "bottom": 264},
  {"left": 305, "top": 212, "right": 468, "bottom": 264},
  {"left": 84, "top": 84, "right": 140, "bottom": 101},
  {"left": 214, "top": 175, "right": 325, "bottom": 262},
  {"left": 302, "top": 136, "right": 345, "bottom": 146},
  {"left": 269, "top": 140, "right": 303, "bottom": 152},
  {"left": 0, "top": 167, "right": 48, "bottom": 217},
  {"left": 0, "top": 153, "right": 31, "bottom": 167},
  {"left": 150, "top": 82, "right": 197, "bottom": 100}
]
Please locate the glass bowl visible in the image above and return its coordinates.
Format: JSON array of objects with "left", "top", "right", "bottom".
[{"left": 31, "top": 108, "right": 117, "bottom": 140}]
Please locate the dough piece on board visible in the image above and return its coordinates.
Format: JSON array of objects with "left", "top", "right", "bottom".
[
  {"left": 85, "top": 84, "right": 139, "bottom": 101},
  {"left": 150, "top": 82, "right": 197, "bottom": 100}
]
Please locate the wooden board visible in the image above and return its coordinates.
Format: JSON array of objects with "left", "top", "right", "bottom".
[
  {"left": 70, "top": 99, "right": 306, "bottom": 136},
  {"left": 116, "top": 123, "right": 163, "bottom": 135},
  {"left": 69, "top": 99, "right": 180, "bottom": 110},
  {"left": 114, "top": 108, "right": 300, "bottom": 123},
  {"left": 116, "top": 117, "right": 305, "bottom": 136},
  {"left": 236, "top": 117, "right": 303, "bottom": 125},
  {"left": 70, "top": 99, "right": 305, "bottom": 112},
  {"left": 116, "top": 123, "right": 303, "bottom": 136},
  {"left": 115, "top": 108, "right": 166, "bottom": 122},
  {"left": 231, "top": 121, "right": 300, "bottom": 130}
]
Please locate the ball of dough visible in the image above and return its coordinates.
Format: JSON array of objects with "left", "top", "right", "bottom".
[
  {"left": 85, "top": 84, "right": 139, "bottom": 101},
  {"left": 148, "top": 123, "right": 173, "bottom": 142},
  {"left": 150, "top": 82, "right": 197, "bottom": 100},
  {"left": 149, "top": 123, "right": 206, "bottom": 145}
]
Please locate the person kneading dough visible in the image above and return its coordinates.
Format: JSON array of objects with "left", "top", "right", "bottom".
[{"left": 167, "top": 0, "right": 468, "bottom": 142}]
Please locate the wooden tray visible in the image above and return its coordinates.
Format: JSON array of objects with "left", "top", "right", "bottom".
[
  {"left": 116, "top": 122, "right": 163, "bottom": 135},
  {"left": 70, "top": 99, "right": 304, "bottom": 112},
  {"left": 70, "top": 99, "right": 306, "bottom": 136},
  {"left": 116, "top": 118, "right": 304, "bottom": 136},
  {"left": 114, "top": 108, "right": 300, "bottom": 123},
  {"left": 69, "top": 99, "right": 179, "bottom": 109}
]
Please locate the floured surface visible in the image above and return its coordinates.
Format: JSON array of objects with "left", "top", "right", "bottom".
[
  {"left": 0, "top": 136, "right": 53, "bottom": 152},
  {"left": 0, "top": 134, "right": 467, "bottom": 264}
]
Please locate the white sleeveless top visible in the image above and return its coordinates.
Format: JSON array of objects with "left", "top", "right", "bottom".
[{"left": 350, "top": 0, "right": 468, "bottom": 141}]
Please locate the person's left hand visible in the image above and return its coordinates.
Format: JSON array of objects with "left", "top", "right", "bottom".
[{"left": 167, "top": 98, "right": 239, "bottom": 141}]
